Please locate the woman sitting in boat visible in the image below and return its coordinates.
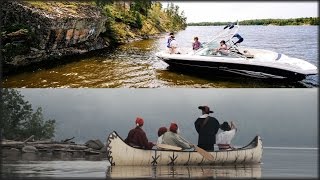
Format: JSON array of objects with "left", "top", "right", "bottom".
[
  {"left": 216, "top": 121, "right": 237, "bottom": 150},
  {"left": 214, "top": 40, "right": 229, "bottom": 55},
  {"left": 161, "top": 123, "right": 194, "bottom": 150},
  {"left": 124, "top": 117, "right": 154, "bottom": 150},
  {"left": 192, "top": 37, "right": 201, "bottom": 50}
]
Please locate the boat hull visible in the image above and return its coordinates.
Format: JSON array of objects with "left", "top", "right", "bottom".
[
  {"left": 106, "top": 131, "right": 263, "bottom": 166},
  {"left": 163, "top": 58, "right": 307, "bottom": 81}
]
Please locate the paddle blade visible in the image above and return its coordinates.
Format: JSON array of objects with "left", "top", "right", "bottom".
[
  {"left": 156, "top": 144, "right": 182, "bottom": 151},
  {"left": 195, "top": 146, "right": 215, "bottom": 161}
]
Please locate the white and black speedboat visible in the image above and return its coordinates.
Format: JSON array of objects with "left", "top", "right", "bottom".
[{"left": 156, "top": 22, "right": 318, "bottom": 81}]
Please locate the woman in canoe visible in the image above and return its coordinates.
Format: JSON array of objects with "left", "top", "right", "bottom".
[{"left": 161, "top": 122, "right": 194, "bottom": 150}]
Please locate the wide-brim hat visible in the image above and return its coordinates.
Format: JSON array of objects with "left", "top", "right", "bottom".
[{"left": 198, "top": 106, "right": 213, "bottom": 113}]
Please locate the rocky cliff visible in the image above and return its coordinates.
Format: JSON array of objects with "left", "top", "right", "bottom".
[{"left": 1, "top": 1, "right": 110, "bottom": 73}]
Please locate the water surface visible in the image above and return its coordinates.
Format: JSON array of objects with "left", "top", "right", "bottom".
[
  {"left": 2, "top": 148, "right": 317, "bottom": 178},
  {"left": 3, "top": 26, "right": 318, "bottom": 88}
]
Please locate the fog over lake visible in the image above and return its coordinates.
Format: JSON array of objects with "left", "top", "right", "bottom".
[{"left": 18, "top": 88, "right": 317, "bottom": 148}]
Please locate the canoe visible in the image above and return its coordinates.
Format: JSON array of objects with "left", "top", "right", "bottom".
[
  {"left": 106, "top": 164, "right": 262, "bottom": 179},
  {"left": 106, "top": 131, "right": 263, "bottom": 166}
]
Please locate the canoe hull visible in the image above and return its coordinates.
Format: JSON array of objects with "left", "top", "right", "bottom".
[{"left": 106, "top": 131, "right": 263, "bottom": 166}]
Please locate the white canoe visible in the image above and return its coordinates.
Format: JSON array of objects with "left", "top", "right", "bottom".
[{"left": 106, "top": 131, "right": 263, "bottom": 166}]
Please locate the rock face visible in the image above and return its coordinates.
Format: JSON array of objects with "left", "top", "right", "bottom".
[{"left": 1, "top": 1, "right": 110, "bottom": 71}]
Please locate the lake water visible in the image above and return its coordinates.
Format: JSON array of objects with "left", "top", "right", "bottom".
[
  {"left": 2, "top": 88, "right": 317, "bottom": 178},
  {"left": 2, "top": 148, "right": 318, "bottom": 178},
  {"left": 3, "top": 26, "right": 318, "bottom": 88}
]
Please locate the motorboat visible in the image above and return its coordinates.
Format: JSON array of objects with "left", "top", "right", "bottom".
[
  {"left": 156, "top": 22, "right": 318, "bottom": 81},
  {"left": 106, "top": 131, "right": 262, "bottom": 166}
]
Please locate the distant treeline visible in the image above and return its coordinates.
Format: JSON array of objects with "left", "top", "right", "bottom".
[{"left": 188, "top": 17, "right": 320, "bottom": 26}]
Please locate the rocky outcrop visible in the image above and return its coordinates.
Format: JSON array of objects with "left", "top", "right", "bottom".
[
  {"left": 1, "top": 1, "right": 110, "bottom": 72},
  {"left": 1, "top": 138, "right": 107, "bottom": 161}
]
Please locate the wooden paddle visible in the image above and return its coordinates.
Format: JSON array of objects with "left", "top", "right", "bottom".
[
  {"left": 180, "top": 136, "right": 215, "bottom": 161},
  {"left": 156, "top": 144, "right": 182, "bottom": 151},
  {"left": 193, "top": 145, "right": 215, "bottom": 161}
]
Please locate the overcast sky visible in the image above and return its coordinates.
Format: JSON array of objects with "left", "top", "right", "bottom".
[
  {"left": 161, "top": 2, "right": 318, "bottom": 23},
  {"left": 17, "top": 88, "right": 318, "bottom": 148}
]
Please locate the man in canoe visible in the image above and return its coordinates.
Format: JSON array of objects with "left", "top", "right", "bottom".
[
  {"left": 161, "top": 123, "right": 194, "bottom": 150},
  {"left": 194, "top": 106, "right": 220, "bottom": 151},
  {"left": 124, "top": 117, "right": 154, "bottom": 150}
]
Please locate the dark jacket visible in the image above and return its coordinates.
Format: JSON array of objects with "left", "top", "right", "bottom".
[
  {"left": 194, "top": 115, "right": 220, "bottom": 150},
  {"left": 124, "top": 127, "right": 154, "bottom": 150}
]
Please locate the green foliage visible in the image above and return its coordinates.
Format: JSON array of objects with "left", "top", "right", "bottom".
[
  {"left": 95, "top": 0, "right": 113, "bottom": 8},
  {"left": 131, "top": 0, "right": 152, "bottom": 17},
  {"left": 188, "top": 17, "right": 320, "bottom": 26},
  {"left": 163, "top": 2, "right": 187, "bottom": 32},
  {"left": 1, "top": 89, "right": 56, "bottom": 140},
  {"left": 98, "top": 1, "right": 186, "bottom": 43},
  {"left": 135, "top": 12, "right": 143, "bottom": 29}
]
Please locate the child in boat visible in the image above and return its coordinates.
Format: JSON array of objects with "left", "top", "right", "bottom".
[
  {"left": 192, "top": 37, "right": 201, "bottom": 50},
  {"left": 124, "top": 117, "right": 154, "bottom": 150},
  {"left": 216, "top": 121, "right": 237, "bottom": 150},
  {"left": 157, "top": 126, "right": 167, "bottom": 144},
  {"left": 162, "top": 123, "right": 194, "bottom": 150}
]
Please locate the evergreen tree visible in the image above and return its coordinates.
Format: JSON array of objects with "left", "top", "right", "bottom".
[{"left": 1, "top": 89, "right": 56, "bottom": 140}]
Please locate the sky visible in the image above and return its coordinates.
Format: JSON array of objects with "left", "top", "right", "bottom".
[
  {"left": 161, "top": 2, "right": 319, "bottom": 23},
  {"left": 17, "top": 88, "right": 318, "bottom": 148}
]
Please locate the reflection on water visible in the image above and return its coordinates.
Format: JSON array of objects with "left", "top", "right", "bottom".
[
  {"left": 2, "top": 160, "right": 109, "bottom": 178},
  {"left": 2, "top": 160, "right": 261, "bottom": 179},
  {"left": 2, "top": 148, "right": 317, "bottom": 178},
  {"left": 3, "top": 26, "right": 318, "bottom": 88},
  {"left": 106, "top": 165, "right": 262, "bottom": 179}
]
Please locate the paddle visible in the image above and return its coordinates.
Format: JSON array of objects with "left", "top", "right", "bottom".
[
  {"left": 156, "top": 144, "right": 182, "bottom": 151},
  {"left": 180, "top": 136, "right": 215, "bottom": 161},
  {"left": 193, "top": 145, "right": 215, "bottom": 161}
]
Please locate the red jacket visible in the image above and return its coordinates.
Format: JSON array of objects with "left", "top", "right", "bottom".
[{"left": 124, "top": 127, "right": 154, "bottom": 150}]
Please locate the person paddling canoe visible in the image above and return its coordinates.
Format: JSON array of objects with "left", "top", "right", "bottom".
[{"left": 194, "top": 105, "right": 220, "bottom": 151}]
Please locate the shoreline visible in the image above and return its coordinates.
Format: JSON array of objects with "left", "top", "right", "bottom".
[{"left": 1, "top": 138, "right": 107, "bottom": 161}]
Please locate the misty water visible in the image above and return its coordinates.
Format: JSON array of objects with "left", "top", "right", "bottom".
[
  {"left": 2, "top": 88, "right": 318, "bottom": 178},
  {"left": 3, "top": 26, "right": 318, "bottom": 88}
]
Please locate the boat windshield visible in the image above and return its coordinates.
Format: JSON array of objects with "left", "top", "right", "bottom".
[{"left": 195, "top": 22, "right": 240, "bottom": 55}]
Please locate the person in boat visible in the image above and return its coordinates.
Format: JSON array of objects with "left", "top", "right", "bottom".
[
  {"left": 157, "top": 126, "right": 167, "bottom": 144},
  {"left": 124, "top": 117, "right": 154, "bottom": 150},
  {"left": 192, "top": 37, "right": 201, "bottom": 50},
  {"left": 162, "top": 122, "right": 194, "bottom": 150},
  {"left": 169, "top": 35, "right": 179, "bottom": 54},
  {"left": 194, "top": 106, "right": 220, "bottom": 151},
  {"left": 216, "top": 121, "right": 237, "bottom": 150},
  {"left": 167, "top": 32, "right": 174, "bottom": 48},
  {"left": 232, "top": 33, "right": 243, "bottom": 46},
  {"left": 215, "top": 40, "right": 228, "bottom": 55}
]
